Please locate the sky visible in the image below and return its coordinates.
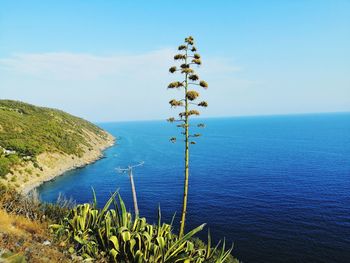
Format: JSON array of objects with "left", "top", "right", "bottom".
[{"left": 0, "top": 0, "right": 349, "bottom": 122}]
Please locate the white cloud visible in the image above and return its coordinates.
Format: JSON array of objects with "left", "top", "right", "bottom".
[
  {"left": 0, "top": 49, "right": 246, "bottom": 121},
  {"left": 0, "top": 49, "right": 240, "bottom": 81},
  {"left": 4, "top": 49, "right": 346, "bottom": 121}
]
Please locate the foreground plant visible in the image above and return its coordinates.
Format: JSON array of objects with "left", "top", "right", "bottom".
[
  {"left": 50, "top": 191, "right": 235, "bottom": 262},
  {"left": 167, "top": 36, "right": 208, "bottom": 237}
]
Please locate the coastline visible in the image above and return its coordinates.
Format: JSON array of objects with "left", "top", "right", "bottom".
[
  {"left": 2, "top": 130, "right": 116, "bottom": 195},
  {"left": 20, "top": 132, "right": 115, "bottom": 194}
]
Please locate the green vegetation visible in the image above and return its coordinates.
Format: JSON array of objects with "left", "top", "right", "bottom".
[
  {"left": 0, "top": 153, "right": 20, "bottom": 177},
  {"left": 167, "top": 36, "right": 208, "bottom": 237},
  {"left": 0, "top": 183, "right": 237, "bottom": 262},
  {"left": 0, "top": 99, "right": 107, "bottom": 177},
  {"left": 51, "top": 190, "right": 236, "bottom": 262}
]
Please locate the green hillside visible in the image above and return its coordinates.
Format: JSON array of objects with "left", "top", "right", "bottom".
[{"left": 0, "top": 100, "right": 107, "bottom": 177}]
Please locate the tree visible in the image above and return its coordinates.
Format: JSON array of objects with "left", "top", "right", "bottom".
[{"left": 167, "top": 36, "right": 208, "bottom": 237}]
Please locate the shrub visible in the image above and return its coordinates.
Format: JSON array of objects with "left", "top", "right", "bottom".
[
  {"left": 0, "top": 156, "right": 11, "bottom": 177},
  {"left": 24, "top": 168, "right": 33, "bottom": 175},
  {"left": 0, "top": 185, "right": 72, "bottom": 222},
  {"left": 0, "top": 185, "right": 42, "bottom": 220},
  {"left": 42, "top": 193, "right": 75, "bottom": 222}
]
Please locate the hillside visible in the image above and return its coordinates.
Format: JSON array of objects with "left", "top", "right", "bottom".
[{"left": 0, "top": 100, "right": 114, "bottom": 192}]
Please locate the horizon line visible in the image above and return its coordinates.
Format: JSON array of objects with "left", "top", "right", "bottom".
[{"left": 95, "top": 110, "right": 350, "bottom": 124}]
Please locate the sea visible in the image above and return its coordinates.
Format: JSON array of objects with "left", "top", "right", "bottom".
[{"left": 38, "top": 113, "right": 350, "bottom": 263}]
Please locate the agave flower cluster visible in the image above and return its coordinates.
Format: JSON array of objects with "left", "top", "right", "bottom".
[{"left": 167, "top": 36, "right": 208, "bottom": 144}]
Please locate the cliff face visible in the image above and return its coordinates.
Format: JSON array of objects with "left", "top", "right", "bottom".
[{"left": 0, "top": 100, "right": 115, "bottom": 193}]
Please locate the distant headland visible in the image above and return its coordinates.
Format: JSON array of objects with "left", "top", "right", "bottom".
[{"left": 0, "top": 100, "right": 115, "bottom": 193}]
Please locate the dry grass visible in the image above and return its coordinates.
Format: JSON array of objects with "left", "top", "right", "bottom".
[
  {"left": 0, "top": 209, "right": 74, "bottom": 262},
  {"left": 0, "top": 209, "right": 24, "bottom": 236},
  {"left": 12, "top": 214, "right": 45, "bottom": 237},
  {"left": 0, "top": 184, "right": 78, "bottom": 262}
]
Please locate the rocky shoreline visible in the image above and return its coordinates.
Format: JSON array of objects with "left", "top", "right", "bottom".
[
  {"left": 20, "top": 132, "right": 115, "bottom": 194},
  {"left": 3, "top": 130, "right": 116, "bottom": 195}
]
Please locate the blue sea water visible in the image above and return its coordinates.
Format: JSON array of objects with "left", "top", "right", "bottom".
[{"left": 38, "top": 113, "right": 350, "bottom": 263}]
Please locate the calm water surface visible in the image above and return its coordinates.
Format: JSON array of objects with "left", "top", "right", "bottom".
[{"left": 38, "top": 114, "right": 350, "bottom": 263}]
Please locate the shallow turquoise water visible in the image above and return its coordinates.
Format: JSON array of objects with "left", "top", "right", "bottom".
[{"left": 38, "top": 113, "right": 350, "bottom": 262}]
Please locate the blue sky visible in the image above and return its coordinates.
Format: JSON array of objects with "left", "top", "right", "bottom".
[{"left": 1, "top": 0, "right": 349, "bottom": 121}]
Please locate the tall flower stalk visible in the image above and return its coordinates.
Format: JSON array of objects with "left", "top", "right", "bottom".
[{"left": 167, "top": 36, "right": 208, "bottom": 237}]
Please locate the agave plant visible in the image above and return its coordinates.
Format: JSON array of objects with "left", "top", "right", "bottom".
[
  {"left": 167, "top": 36, "right": 209, "bottom": 238},
  {"left": 50, "top": 190, "right": 235, "bottom": 262}
]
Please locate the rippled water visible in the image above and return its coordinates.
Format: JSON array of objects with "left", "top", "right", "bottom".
[{"left": 38, "top": 113, "right": 350, "bottom": 262}]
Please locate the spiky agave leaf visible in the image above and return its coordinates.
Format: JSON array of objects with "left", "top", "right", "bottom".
[
  {"left": 206, "top": 229, "right": 212, "bottom": 259},
  {"left": 163, "top": 223, "right": 206, "bottom": 260},
  {"left": 91, "top": 187, "right": 97, "bottom": 208}
]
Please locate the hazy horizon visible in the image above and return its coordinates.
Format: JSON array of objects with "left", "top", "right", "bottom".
[
  {"left": 94, "top": 110, "right": 350, "bottom": 124},
  {"left": 2, "top": 97, "right": 349, "bottom": 123}
]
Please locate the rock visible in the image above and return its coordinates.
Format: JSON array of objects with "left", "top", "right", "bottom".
[{"left": 42, "top": 240, "right": 51, "bottom": 246}]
